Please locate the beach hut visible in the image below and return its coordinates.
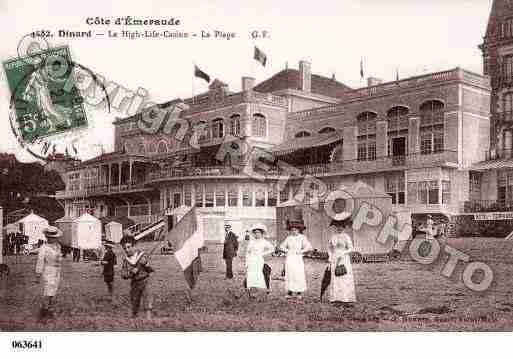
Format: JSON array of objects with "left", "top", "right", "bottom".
[
  {"left": 72, "top": 213, "right": 102, "bottom": 249},
  {"left": 15, "top": 212, "right": 49, "bottom": 246},
  {"left": 55, "top": 215, "right": 74, "bottom": 247},
  {"left": 105, "top": 221, "right": 123, "bottom": 243},
  {"left": 276, "top": 181, "right": 400, "bottom": 261}
]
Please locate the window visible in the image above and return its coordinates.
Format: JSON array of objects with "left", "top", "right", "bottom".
[
  {"left": 295, "top": 131, "right": 311, "bottom": 138},
  {"left": 500, "top": 19, "right": 513, "bottom": 39},
  {"left": 442, "top": 180, "right": 451, "bottom": 204},
  {"left": 184, "top": 185, "right": 192, "bottom": 206},
  {"left": 205, "top": 185, "right": 214, "bottom": 207},
  {"left": 148, "top": 142, "right": 157, "bottom": 153},
  {"left": 279, "top": 184, "right": 290, "bottom": 203},
  {"left": 319, "top": 127, "right": 336, "bottom": 134},
  {"left": 502, "top": 92, "right": 513, "bottom": 116},
  {"left": 502, "top": 56, "right": 513, "bottom": 83},
  {"left": 428, "top": 180, "right": 439, "bottom": 204},
  {"left": 194, "top": 184, "right": 203, "bottom": 207},
  {"left": 469, "top": 172, "right": 481, "bottom": 199},
  {"left": 419, "top": 100, "right": 444, "bottom": 154},
  {"left": 387, "top": 106, "right": 409, "bottom": 131},
  {"left": 242, "top": 186, "right": 253, "bottom": 207},
  {"left": 357, "top": 112, "right": 377, "bottom": 161},
  {"left": 138, "top": 143, "right": 146, "bottom": 154},
  {"left": 212, "top": 118, "right": 224, "bottom": 139},
  {"left": 255, "top": 188, "right": 266, "bottom": 207},
  {"left": 229, "top": 114, "right": 241, "bottom": 136},
  {"left": 173, "top": 192, "right": 182, "bottom": 208},
  {"left": 157, "top": 141, "right": 167, "bottom": 153},
  {"left": 268, "top": 187, "right": 277, "bottom": 207},
  {"left": 407, "top": 182, "right": 417, "bottom": 204},
  {"left": 215, "top": 186, "right": 226, "bottom": 207},
  {"left": 252, "top": 113, "right": 266, "bottom": 137},
  {"left": 197, "top": 121, "right": 210, "bottom": 142},
  {"left": 228, "top": 187, "right": 238, "bottom": 207},
  {"left": 385, "top": 173, "right": 405, "bottom": 205},
  {"left": 331, "top": 145, "right": 344, "bottom": 163},
  {"left": 418, "top": 181, "right": 428, "bottom": 204}
]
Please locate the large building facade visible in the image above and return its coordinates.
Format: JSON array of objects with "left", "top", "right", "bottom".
[{"left": 55, "top": 56, "right": 491, "bottom": 240}]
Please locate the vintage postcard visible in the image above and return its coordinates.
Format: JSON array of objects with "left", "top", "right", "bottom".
[{"left": 0, "top": 0, "right": 511, "bottom": 357}]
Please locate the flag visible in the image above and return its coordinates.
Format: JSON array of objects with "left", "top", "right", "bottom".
[
  {"left": 254, "top": 46, "right": 267, "bottom": 67},
  {"left": 360, "top": 59, "right": 364, "bottom": 79},
  {"left": 168, "top": 206, "right": 203, "bottom": 289},
  {"left": 194, "top": 65, "right": 210, "bottom": 83}
]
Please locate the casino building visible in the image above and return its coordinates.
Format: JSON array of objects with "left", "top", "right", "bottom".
[{"left": 54, "top": 55, "right": 492, "bottom": 239}]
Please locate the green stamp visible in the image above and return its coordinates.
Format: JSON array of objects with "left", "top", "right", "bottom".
[{"left": 3, "top": 45, "right": 87, "bottom": 144}]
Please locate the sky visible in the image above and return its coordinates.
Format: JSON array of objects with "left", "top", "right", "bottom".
[{"left": 0, "top": 0, "right": 493, "bottom": 162}]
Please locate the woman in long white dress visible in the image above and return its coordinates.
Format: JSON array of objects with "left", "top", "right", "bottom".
[
  {"left": 35, "top": 226, "right": 63, "bottom": 320},
  {"left": 328, "top": 218, "right": 356, "bottom": 306},
  {"left": 279, "top": 221, "right": 312, "bottom": 300},
  {"left": 245, "top": 223, "right": 274, "bottom": 299}
]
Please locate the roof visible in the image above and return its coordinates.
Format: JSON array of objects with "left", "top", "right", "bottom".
[
  {"left": 272, "top": 131, "right": 343, "bottom": 156},
  {"left": 74, "top": 213, "right": 101, "bottom": 223},
  {"left": 80, "top": 152, "right": 151, "bottom": 166},
  {"left": 17, "top": 212, "right": 48, "bottom": 223},
  {"left": 253, "top": 69, "right": 352, "bottom": 99},
  {"left": 468, "top": 158, "right": 513, "bottom": 171}
]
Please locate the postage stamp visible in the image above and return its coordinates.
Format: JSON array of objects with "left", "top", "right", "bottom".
[{"left": 3, "top": 45, "right": 88, "bottom": 145}]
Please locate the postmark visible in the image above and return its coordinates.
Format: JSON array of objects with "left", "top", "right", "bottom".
[{"left": 3, "top": 42, "right": 110, "bottom": 161}]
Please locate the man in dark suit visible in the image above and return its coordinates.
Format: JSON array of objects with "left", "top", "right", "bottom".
[{"left": 223, "top": 223, "right": 239, "bottom": 279}]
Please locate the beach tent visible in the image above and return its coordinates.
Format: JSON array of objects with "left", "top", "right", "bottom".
[
  {"left": 105, "top": 221, "right": 123, "bottom": 243},
  {"left": 276, "top": 181, "right": 396, "bottom": 259},
  {"left": 15, "top": 212, "right": 49, "bottom": 246},
  {"left": 4, "top": 223, "right": 18, "bottom": 235},
  {"left": 100, "top": 216, "right": 135, "bottom": 232},
  {"left": 72, "top": 213, "right": 102, "bottom": 249},
  {"left": 55, "top": 215, "right": 74, "bottom": 247}
]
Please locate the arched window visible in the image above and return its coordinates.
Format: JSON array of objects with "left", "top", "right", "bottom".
[
  {"left": 124, "top": 140, "right": 133, "bottom": 154},
  {"left": 357, "top": 112, "right": 377, "bottom": 161},
  {"left": 319, "top": 127, "right": 336, "bottom": 134},
  {"left": 229, "top": 114, "right": 241, "bottom": 136},
  {"left": 330, "top": 144, "right": 343, "bottom": 163},
  {"left": 212, "top": 118, "right": 224, "bottom": 139},
  {"left": 420, "top": 100, "right": 445, "bottom": 155},
  {"left": 148, "top": 142, "right": 157, "bottom": 154},
  {"left": 252, "top": 113, "right": 266, "bottom": 137},
  {"left": 138, "top": 143, "right": 146, "bottom": 154},
  {"left": 295, "top": 131, "right": 311, "bottom": 138},
  {"left": 387, "top": 106, "right": 409, "bottom": 131},
  {"left": 157, "top": 141, "right": 167, "bottom": 154}
]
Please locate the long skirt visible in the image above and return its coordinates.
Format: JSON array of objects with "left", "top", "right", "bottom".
[
  {"left": 284, "top": 254, "right": 307, "bottom": 293},
  {"left": 246, "top": 255, "right": 266, "bottom": 289},
  {"left": 329, "top": 254, "right": 356, "bottom": 302},
  {"left": 42, "top": 266, "right": 61, "bottom": 297}
]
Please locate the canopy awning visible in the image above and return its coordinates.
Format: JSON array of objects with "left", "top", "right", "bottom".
[
  {"left": 468, "top": 158, "right": 513, "bottom": 171},
  {"left": 272, "top": 131, "right": 343, "bottom": 156}
]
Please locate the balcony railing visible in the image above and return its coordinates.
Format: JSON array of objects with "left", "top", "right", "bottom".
[
  {"left": 462, "top": 200, "right": 513, "bottom": 213},
  {"left": 55, "top": 181, "right": 149, "bottom": 198},
  {"left": 146, "top": 151, "right": 459, "bottom": 182}
]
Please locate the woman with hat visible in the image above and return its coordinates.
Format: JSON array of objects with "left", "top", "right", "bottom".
[
  {"left": 244, "top": 223, "right": 274, "bottom": 299},
  {"left": 279, "top": 221, "right": 312, "bottom": 299},
  {"left": 326, "top": 217, "right": 356, "bottom": 306},
  {"left": 35, "top": 226, "right": 64, "bottom": 320}
]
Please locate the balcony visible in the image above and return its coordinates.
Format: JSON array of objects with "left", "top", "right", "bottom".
[
  {"left": 145, "top": 151, "right": 459, "bottom": 183},
  {"left": 462, "top": 200, "right": 513, "bottom": 213},
  {"left": 55, "top": 182, "right": 150, "bottom": 199}
]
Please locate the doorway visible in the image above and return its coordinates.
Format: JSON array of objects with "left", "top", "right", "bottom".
[{"left": 392, "top": 137, "right": 406, "bottom": 165}]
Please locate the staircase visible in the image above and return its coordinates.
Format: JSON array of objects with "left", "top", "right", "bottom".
[{"left": 129, "top": 217, "right": 166, "bottom": 241}]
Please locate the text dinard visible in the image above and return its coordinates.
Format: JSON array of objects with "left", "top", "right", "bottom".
[{"left": 85, "top": 17, "right": 181, "bottom": 26}]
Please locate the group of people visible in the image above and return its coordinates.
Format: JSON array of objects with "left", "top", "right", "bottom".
[
  {"left": 33, "top": 215, "right": 358, "bottom": 321},
  {"left": 2, "top": 231, "right": 28, "bottom": 256},
  {"left": 222, "top": 217, "right": 357, "bottom": 306}
]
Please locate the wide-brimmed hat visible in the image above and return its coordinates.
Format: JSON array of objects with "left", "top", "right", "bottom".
[
  {"left": 43, "top": 226, "right": 63, "bottom": 238},
  {"left": 288, "top": 221, "right": 306, "bottom": 231},
  {"left": 250, "top": 223, "right": 267, "bottom": 234}
]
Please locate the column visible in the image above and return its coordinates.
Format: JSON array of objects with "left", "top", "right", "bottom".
[
  {"left": 107, "top": 163, "right": 112, "bottom": 192},
  {"left": 118, "top": 162, "right": 122, "bottom": 188},
  {"left": 408, "top": 116, "right": 420, "bottom": 155},
  {"left": 342, "top": 126, "right": 358, "bottom": 161},
  {"left": 129, "top": 160, "right": 133, "bottom": 188},
  {"left": 376, "top": 120, "right": 388, "bottom": 158}
]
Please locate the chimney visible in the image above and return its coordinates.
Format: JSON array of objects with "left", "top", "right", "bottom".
[
  {"left": 367, "top": 77, "right": 383, "bottom": 87},
  {"left": 242, "top": 76, "right": 255, "bottom": 92},
  {"left": 299, "top": 60, "right": 311, "bottom": 92}
]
